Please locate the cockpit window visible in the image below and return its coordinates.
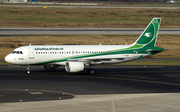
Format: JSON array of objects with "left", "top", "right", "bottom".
[
  {"left": 12, "top": 51, "right": 23, "bottom": 54},
  {"left": 12, "top": 51, "right": 16, "bottom": 54}
]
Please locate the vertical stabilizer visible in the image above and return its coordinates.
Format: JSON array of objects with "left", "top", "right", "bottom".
[{"left": 134, "top": 18, "right": 161, "bottom": 47}]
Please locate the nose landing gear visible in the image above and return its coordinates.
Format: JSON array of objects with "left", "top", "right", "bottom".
[{"left": 26, "top": 65, "right": 31, "bottom": 75}]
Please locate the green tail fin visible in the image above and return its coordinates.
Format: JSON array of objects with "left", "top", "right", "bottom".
[{"left": 134, "top": 18, "right": 161, "bottom": 47}]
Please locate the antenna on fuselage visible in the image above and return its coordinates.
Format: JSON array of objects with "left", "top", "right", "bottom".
[{"left": 29, "top": 43, "right": 31, "bottom": 46}]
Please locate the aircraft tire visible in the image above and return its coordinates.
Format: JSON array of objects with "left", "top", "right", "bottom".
[
  {"left": 88, "top": 69, "right": 95, "bottom": 75},
  {"left": 26, "top": 70, "right": 30, "bottom": 75}
]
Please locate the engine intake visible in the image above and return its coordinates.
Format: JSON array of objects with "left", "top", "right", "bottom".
[{"left": 65, "top": 62, "right": 84, "bottom": 72}]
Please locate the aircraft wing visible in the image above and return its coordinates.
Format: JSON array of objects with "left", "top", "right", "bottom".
[{"left": 67, "top": 58, "right": 126, "bottom": 65}]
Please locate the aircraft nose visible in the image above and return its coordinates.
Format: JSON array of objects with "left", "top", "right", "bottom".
[{"left": 5, "top": 54, "right": 12, "bottom": 63}]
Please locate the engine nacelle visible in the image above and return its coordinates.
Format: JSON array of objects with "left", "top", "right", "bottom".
[
  {"left": 42, "top": 64, "right": 59, "bottom": 69},
  {"left": 65, "top": 62, "right": 84, "bottom": 72}
]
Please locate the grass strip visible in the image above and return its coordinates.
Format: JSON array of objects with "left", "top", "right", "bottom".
[{"left": 0, "top": 7, "right": 180, "bottom": 28}]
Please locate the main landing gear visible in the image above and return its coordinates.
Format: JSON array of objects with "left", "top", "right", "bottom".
[
  {"left": 26, "top": 65, "right": 31, "bottom": 75},
  {"left": 87, "top": 69, "right": 94, "bottom": 75},
  {"left": 87, "top": 65, "right": 95, "bottom": 75}
]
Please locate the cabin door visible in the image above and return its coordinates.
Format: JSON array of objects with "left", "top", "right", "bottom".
[{"left": 29, "top": 48, "right": 35, "bottom": 59}]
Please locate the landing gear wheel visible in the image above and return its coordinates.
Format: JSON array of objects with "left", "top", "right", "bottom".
[
  {"left": 26, "top": 70, "right": 30, "bottom": 75},
  {"left": 88, "top": 69, "right": 95, "bottom": 75}
]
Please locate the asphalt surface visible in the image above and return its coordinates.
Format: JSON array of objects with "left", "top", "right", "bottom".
[
  {"left": 1, "top": 65, "right": 180, "bottom": 99},
  {"left": 1, "top": 65, "right": 180, "bottom": 111},
  {"left": 0, "top": 28, "right": 180, "bottom": 36}
]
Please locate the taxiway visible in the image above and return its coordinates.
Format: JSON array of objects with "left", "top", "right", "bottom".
[{"left": 1, "top": 65, "right": 180, "bottom": 112}]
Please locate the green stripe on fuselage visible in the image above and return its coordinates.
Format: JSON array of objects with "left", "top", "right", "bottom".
[{"left": 33, "top": 44, "right": 146, "bottom": 65}]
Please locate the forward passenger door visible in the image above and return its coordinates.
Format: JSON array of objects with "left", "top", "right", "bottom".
[{"left": 29, "top": 48, "right": 35, "bottom": 59}]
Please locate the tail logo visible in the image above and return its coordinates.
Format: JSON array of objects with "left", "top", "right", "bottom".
[{"left": 144, "top": 33, "right": 152, "bottom": 37}]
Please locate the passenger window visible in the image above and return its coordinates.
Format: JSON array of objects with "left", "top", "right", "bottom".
[
  {"left": 16, "top": 51, "right": 19, "bottom": 54},
  {"left": 20, "top": 51, "right": 23, "bottom": 54}
]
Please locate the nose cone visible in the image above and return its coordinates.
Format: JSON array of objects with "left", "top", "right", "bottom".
[{"left": 5, "top": 54, "right": 12, "bottom": 63}]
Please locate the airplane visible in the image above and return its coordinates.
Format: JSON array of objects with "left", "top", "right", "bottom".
[{"left": 5, "top": 18, "right": 164, "bottom": 75}]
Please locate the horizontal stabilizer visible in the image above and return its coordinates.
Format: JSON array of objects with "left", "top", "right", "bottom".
[
  {"left": 146, "top": 49, "right": 164, "bottom": 52},
  {"left": 146, "top": 49, "right": 172, "bottom": 52},
  {"left": 145, "top": 46, "right": 164, "bottom": 53}
]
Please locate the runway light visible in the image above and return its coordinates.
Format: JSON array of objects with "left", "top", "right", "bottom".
[
  {"left": 26, "top": 88, "right": 28, "bottom": 91},
  {"left": 43, "top": 7, "right": 47, "bottom": 8},
  {"left": 20, "top": 99, "right": 22, "bottom": 102},
  {"left": 144, "top": 66, "right": 146, "bottom": 67},
  {"left": 59, "top": 97, "right": 61, "bottom": 100},
  {"left": 63, "top": 93, "right": 65, "bottom": 95},
  {"left": 17, "top": 65, "right": 19, "bottom": 67}
]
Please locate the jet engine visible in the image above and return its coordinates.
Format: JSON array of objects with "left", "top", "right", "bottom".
[
  {"left": 65, "top": 62, "right": 84, "bottom": 72},
  {"left": 42, "top": 64, "right": 59, "bottom": 69}
]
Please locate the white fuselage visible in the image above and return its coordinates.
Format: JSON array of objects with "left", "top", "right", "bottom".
[{"left": 5, "top": 45, "right": 149, "bottom": 65}]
